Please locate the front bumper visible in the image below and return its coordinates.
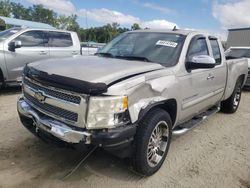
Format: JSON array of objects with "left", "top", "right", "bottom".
[
  {"left": 17, "top": 97, "right": 137, "bottom": 149},
  {"left": 17, "top": 97, "right": 91, "bottom": 144}
]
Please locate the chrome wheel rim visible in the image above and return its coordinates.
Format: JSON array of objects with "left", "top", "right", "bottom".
[
  {"left": 147, "top": 121, "right": 169, "bottom": 167},
  {"left": 233, "top": 86, "right": 241, "bottom": 109}
]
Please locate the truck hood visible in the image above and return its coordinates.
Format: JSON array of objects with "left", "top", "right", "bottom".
[{"left": 29, "top": 56, "right": 164, "bottom": 84}]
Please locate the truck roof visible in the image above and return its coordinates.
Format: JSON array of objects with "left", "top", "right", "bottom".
[
  {"left": 16, "top": 27, "right": 76, "bottom": 34},
  {"left": 128, "top": 29, "right": 209, "bottom": 36}
]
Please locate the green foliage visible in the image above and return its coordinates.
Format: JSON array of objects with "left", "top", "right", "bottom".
[
  {"left": 31, "top": 5, "right": 58, "bottom": 27},
  {"left": 0, "top": 0, "right": 12, "bottom": 17},
  {"left": 57, "top": 14, "right": 80, "bottom": 31},
  {"left": 131, "top": 23, "right": 141, "bottom": 30},
  {"left": 0, "top": 1, "right": 77, "bottom": 31},
  {"left": 0, "top": 1, "right": 140, "bottom": 42},
  {"left": 78, "top": 23, "right": 129, "bottom": 43},
  {"left": 10, "top": 2, "right": 32, "bottom": 20}
]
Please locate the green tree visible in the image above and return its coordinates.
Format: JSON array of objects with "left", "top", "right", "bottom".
[
  {"left": 0, "top": 1, "right": 132, "bottom": 43},
  {"left": 10, "top": 2, "right": 32, "bottom": 20},
  {"left": 77, "top": 23, "right": 130, "bottom": 43},
  {"left": 31, "top": 5, "right": 58, "bottom": 27},
  {"left": 57, "top": 14, "right": 79, "bottom": 32},
  {"left": 0, "top": 0, "right": 12, "bottom": 17},
  {"left": 131, "top": 23, "right": 141, "bottom": 30}
]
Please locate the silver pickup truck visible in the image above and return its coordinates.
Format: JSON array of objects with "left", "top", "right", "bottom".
[
  {"left": 0, "top": 27, "right": 81, "bottom": 87},
  {"left": 17, "top": 29, "right": 248, "bottom": 176}
]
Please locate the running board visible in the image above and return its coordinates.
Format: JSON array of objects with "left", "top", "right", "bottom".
[{"left": 172, "top": 106, "right": 220, "bottom": 135}]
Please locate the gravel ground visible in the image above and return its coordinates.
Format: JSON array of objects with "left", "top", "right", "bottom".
[{"left": 0, "top": 87, "right": 250, "bottom": 188}]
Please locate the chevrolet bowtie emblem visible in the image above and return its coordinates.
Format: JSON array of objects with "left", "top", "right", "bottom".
[{"left": 34, "top": 91, "right": 46, "bottom": 103}]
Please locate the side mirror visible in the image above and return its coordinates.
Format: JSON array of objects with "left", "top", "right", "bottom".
[
  {"left": 8, "top": 41, "right": 22, "bottom": 52},
  {"left": 186, "top": 55, "right": 216, "bottom": 70}
]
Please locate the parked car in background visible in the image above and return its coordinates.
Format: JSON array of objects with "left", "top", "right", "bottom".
[
  {"left": 81, "top": 46, "right": 98, "bottom": 56},
  {"left": 0, "top": 27, "right": 81, "bottom": 88},
  {"left": 81, "top": 42, "right": 106, "bottom": 56},
  {"left": 18, "top": 29, "right": 248, "bottom": 176},
  {"left": 225, "top": 47, "right": 250, "bottom": 88}
]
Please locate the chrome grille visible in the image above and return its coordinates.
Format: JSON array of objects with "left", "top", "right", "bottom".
[
  {"left": 23, "top": 77, "right": 81, "bottom": 104},
  {"left": 24, "top": 92, "right": 78, "bottom": 122}
]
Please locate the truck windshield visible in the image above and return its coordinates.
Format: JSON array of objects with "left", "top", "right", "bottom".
[
  {"left": 226, "top": 48, "right": 250, "bottom": 59},
  {"left": 0, "top": 28, "right": 21, "bottom": 42},
  {"left": 97, "top": 32, "right": 186, "bottom": 66}
]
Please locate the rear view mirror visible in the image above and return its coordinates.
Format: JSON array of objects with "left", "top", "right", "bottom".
[
  {"left": 8, "top": 41, "right": 22, "bottom": 52},
  {"left": 186, "top": 55, "right": 216, "bottom": 70}
]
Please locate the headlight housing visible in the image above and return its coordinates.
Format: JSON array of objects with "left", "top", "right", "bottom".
[{"left": 86, "top": 96, "right": 129, "bottom": 129}]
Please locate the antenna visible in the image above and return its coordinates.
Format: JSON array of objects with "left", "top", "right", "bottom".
[
  {"left": 85, "top": 10, "right": 90, "bottom": 55},
  {"left": 85, "top": 10, "right": 89, "bottom": 29},
  {"left": 172, "top": 25, "right": 178, "bottom": 31}
]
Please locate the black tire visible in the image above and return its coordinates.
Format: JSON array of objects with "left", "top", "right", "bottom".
[
  {"left": 221, "top": 79, "right": 242, "bottom": 113},
  {"left": 0, "top": 82, "right": 4, "bottom": 90},
  {"left": 132, "top": 108, "right": 172, "bottom": 176},
  {"left": 0, "top": 70, "right": 4, "bottom": 90}
]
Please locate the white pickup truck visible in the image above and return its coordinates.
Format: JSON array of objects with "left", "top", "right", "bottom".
[
  {"left": 0, "top": 27, "right": 81, "bottom": 87},
  {"left": 17, "top": 29, "right": 248, "bottom": 176}
]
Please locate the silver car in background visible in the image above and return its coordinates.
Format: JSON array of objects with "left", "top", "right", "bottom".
[{"left": 0, "top": 27, "right": 81, "bottom": 87}]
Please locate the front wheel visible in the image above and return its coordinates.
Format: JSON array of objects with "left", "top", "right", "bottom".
[
  {"left": 221, "top": 80, "right": 242, "bottom": 113},
  {"left": 132, "top": 108, "right": 172, "bottom": 176}
]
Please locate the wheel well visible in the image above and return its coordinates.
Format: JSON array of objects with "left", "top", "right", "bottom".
[
  {"left": 158, "top": 99, "right": 177, "bottom": 125},
  {"left": 238, "top": 74, "right": 245, "bottom": 87},
  {"left": 138, "top": 99, "right": 177, "bottom": 125}
]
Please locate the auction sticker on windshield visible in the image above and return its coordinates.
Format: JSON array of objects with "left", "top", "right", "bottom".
[{"left": 156, "top": 40, "right": 178, "bottom": 48}]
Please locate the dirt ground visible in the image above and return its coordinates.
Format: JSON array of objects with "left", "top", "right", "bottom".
[{"left": 0, "top": 87, "right": 250, "bottom": 188}]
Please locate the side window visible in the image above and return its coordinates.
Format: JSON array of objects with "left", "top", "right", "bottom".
[
  {"left": 210, "top": 39, "right": 222, "bottom": 65},
  {"left": 49, "top": 32, "right": 73, "bottom": 47},
  {"left": 187, "top": 37, "right": 209, "bottom": 59},
  {"left": 14, "top": 31, "right": 45, "bottom": 47}
]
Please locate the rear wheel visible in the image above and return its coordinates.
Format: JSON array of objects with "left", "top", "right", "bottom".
[
  {"left": 221, "top": 80, "right": 242, "bottom": 113},
  {"left": 132, "top": 108, "right": 172, "bottom": 176}
]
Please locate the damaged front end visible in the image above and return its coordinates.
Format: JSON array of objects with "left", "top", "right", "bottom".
[{"left": 18, "top": 65, "right": 136, "bottom": 152}]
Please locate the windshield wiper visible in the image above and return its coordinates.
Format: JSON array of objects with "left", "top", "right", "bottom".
[
  {"left": 95, "top": 52, "right": 114, "bottom": 57},
  {"left": 115, "top": 55, "right": 152, "bottom": 62}
]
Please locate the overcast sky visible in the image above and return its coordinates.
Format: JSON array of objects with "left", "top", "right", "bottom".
[{"left": 12, "top": 0, "right": 250, "bottom": 40}]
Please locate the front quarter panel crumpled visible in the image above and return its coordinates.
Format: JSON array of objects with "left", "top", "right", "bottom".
[{"left": 106, "top": 68, "right": 180, "bottom": 125}]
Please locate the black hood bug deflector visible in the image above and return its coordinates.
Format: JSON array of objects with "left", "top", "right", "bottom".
[{"left": 23, "top": 65, "right": 108, "bottom": 95}]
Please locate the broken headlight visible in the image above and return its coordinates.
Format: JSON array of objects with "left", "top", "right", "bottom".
[{"left": 86, "top": 96, "right": 129, "bottom": 129}]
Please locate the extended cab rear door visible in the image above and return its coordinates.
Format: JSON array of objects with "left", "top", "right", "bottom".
[
  {"left": 48, "top": 31, "right": 80, "bottom": 58},
  {"left": 207, "top": 36, "right": 227, "bottom": 103}
]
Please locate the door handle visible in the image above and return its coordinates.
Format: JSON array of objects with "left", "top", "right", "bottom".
[
  {"left": 39, "top": 51, "right": 48, "bottom": 55},
  {"left": 207, "top": 74, "right": 215, "bottom": 80},
  {"left": 72, "top": 51, "right": 78, "bottom": 55}
]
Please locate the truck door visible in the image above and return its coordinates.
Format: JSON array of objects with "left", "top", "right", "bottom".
[
  {"left": 48, "top": 31, "right": 80, "bottom": 58},
  {"left": 4, "top": 30, "right": 49, "bottom": 82},
  {"left": 178, "top": 35, "right": 217, "bottom": 122},
  {"left": 207, "top": 37, "right": 227, "bottom": 103}
]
